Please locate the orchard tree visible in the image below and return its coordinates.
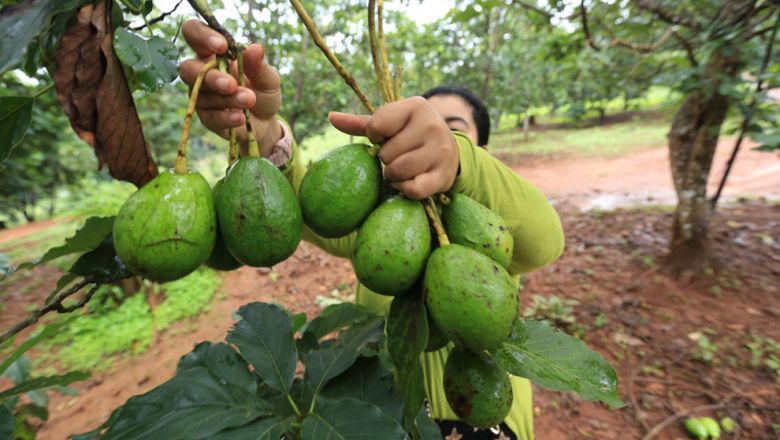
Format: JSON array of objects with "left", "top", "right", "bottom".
[{"left": 577, "top": 0, "right": 779, "bottom": 271}]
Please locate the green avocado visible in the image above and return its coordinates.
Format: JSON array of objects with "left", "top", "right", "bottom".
[
  {"left": 443, "top": 347, "right": 513, "bottom": 428},
  {"left": 205, "top": 179, "right": 242, "bottom": 271},
  {"left": 299, "top": 144, "right": 381, "bottom": 238},
  {"left": 424, "top": 244, "right": 518, "bottom": 351},
  {"left": 352, "top": 196, "right": 431, "bottom": 295},
  {"left": 113, "top": 171, "right": 216, "bottom": 282},
  {"left": 442, "top": 193, "right": 513, "bottom": 269},
  {"left": 217, "top": 157, "right": 302, "bottom": 267}
]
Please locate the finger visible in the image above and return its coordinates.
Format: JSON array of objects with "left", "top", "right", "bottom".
[
  {"left": 329, "top": 112, "right": 370, "bottom": 136},
  {"left": 243, "top": 44, "right": 281, "bottom": 92},
  {"left": 377, "top": 124, "right": 422, "bottom": 165},
  {"left": 196, "top": 87, "right": 256, "bottom": 110},
  {"left": 180, "top": 59, "right": 238, "bottom": 94},
  {"left": 365, "top": 97, "right": 423, "bottom": 144},
  {"left": 395, "top": 172, "right": 440, "bottom": 200},
  {"left": 182, "top": 19, "right": 228, "bottom": 58},
  {"left": 198, "top": 109, "right": 245, "bottom": 131},
  {"left": 383, "top": 148, "right": 430, "bottom": 182}
]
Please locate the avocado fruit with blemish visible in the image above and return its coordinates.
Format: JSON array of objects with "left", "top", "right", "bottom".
[
  {"left": 442, "top": 193, "right": 513, "bottom": 269},
  {"left": 424, "top": 244, "right": 518, "bottom": 351},
  {"left": 205, "top": 178, "right": 242, "bottom": 271},
  {"left": 217, "top": 157, "right": 302, "bottom": 267},
  {"left": 113, "top": 171, "right": 216, "bottom": 282},
  {"left": 352, "top": 196, "right": 431, "bottom": 295},
  {"left": 443, "top": 347, "right": 513, "bottom": 428},
  {"left": 299, "top": 144, "right": 382, "bottom": 238}
]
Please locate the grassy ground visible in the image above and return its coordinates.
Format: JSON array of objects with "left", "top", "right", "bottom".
[{"left": 490, "top": 115, "right": 670, "bottom": 158}]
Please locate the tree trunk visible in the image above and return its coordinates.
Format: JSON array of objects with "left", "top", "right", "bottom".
[
  {"left": 667, "top": 52, "right": 740, "bottom": 272},
  {"left": 523, "top": 112, "right": 530, "bottom": 141}
]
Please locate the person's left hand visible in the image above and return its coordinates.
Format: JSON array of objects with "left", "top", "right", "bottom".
[{"left": 328, "top": 96, "right": 460, "bottom": 200}]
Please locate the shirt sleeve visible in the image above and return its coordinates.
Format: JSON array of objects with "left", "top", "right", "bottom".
[{"left": 450, "top": 131, "right": 564, "bottom": 275}]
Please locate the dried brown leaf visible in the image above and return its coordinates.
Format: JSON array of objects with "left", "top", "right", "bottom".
[{"left": 54, "top": 1, "right": 157, "bottom": 187}]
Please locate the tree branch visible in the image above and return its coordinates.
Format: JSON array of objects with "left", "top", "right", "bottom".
[
  {"left": 636, "top": 0, "right": 701, "bottom": 30},
  {"left": 672, "top": 30, "right": 698, "bottom": 67},
  {"left": 511, "top": 0, "right": 553, "bottom": 20},
  {"left": 580, "top": 1, "right": 674, "bottom": 53},
  {"left": 187, "top": 0, "right": 240, "bottom": 58},
  {"left": 130, "top": 0, "right": 184, "bottom": 31},
  {"left": 0, "top": 278, "right": 102, "bottom": 346}
]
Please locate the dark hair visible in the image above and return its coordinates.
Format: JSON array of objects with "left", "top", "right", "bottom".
[{"left": 422, "top": 86, "right": 490, "bottom": 147}]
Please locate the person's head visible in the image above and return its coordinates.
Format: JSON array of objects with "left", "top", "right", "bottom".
[{"left": 422, "top": 86, "right": 490, "bottom": 148}]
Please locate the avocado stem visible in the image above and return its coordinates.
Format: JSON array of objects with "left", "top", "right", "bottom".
[
  {"left": 424, "top": 197, "right": 450, "bottom": 247},
  {"left": 438, "top": 194, "right": 451, "bottom": 206},
  {"left": 237, "top": 50, "right": 261, "bottom": 158},
  {"left": 289, "top": 0, "right": 375, "bottom": 114},
  {"left": 377, "top": 0, "right": 395, "bottom": 102},
  {"left": 176, "top": 58, "right": 217, "bottom": 175},
  {"left": 218, "top": 56, "right": 239, "bottom": 169}
]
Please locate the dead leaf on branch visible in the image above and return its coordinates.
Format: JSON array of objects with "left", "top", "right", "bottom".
[{"left": 54, "top": 0, "right": 157, "bottom": 187}]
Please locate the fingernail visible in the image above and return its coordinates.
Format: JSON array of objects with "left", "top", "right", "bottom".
[
  {"left": 237, "top": 91, "right": 253, "bottom": 105},
  {"left": 230, "top": 112, "right": 243, "bottom": 123},
  {"left": 208, "top": 36, "right": 224, "bottom": 51},
  {"left": 216, "top": 77, "right": 230, "bottom": 92}
]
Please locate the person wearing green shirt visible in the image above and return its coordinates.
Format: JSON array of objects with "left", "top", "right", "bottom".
[{"left": 180, "top": 20, "right": 564, "bottom": 440}]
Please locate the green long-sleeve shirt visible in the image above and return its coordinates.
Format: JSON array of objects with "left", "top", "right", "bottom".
[{"left": 280, "top": 127, "right": 564, "bottom": 439}]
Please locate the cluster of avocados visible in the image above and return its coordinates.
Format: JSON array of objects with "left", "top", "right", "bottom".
[
  {"left": 299, "top": 143, "right": 519, "bottom": 429},
  {"left": 112, "top": 153, "right": 302, "bottom": 282},
  {"left": 113, "top": 139, "right": 519, "bottom": 428}
]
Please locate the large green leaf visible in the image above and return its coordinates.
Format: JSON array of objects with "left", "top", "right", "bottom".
[
  {"left": 0, "top": 96, "right": 33, "bottom": 164},
  {"left": 0, "top": 406, "right": 13, "bottom": 440},
  {"left": 298, "top": 303, "right": 374, "bottom": 352},
  {"left": 0, "top": 0, "right": 86, "bottom": 73},
  {"left": 0, "top": 371, "right": 89, "bottom": 401},
  {"left": 303, "top": 316, "right": 384, "bottom": 400},
  {"left": 113, "top": 27, "right": 179, "bottom": 93},
  {"left": 102, "top": 343, "right": 271, "bottom": 439},
  {"left": 0, "top": 317, "right": 77, "bottom": 376},
  {"left": 226, "top": 303, "right": 297, "bottom": 394},
  {"left": 207, "top": 416, "right": 295, "bottom": 440},
  {"left": 494, "top": 319, "right": 625, "bottom": 409},
  {"left": 387, "top": 293, "right": 428, "bottom": 436},
  {"left": 16, "top": 216, "right": 115, "bottom": 271},
  {"left": 301, "top": 398, "right": 406, "bottom": 440},
  {"left": 320, "top": 356, "right": 403, "bottom": 423}
]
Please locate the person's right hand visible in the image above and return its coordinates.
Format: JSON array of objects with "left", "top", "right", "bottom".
[{"left": 179, "top": 20, "right": 283, "bottom": 157}]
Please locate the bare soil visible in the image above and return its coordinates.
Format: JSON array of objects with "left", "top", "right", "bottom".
[{"left": 1, "top": 137, "right": 777, "bottom": 440}]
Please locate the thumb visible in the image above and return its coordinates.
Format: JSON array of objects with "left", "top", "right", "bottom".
[
  {"left": 328, "top": 112, "right": 370, "bottom": 136},
  {"left": 241, "top": 44, "right": 280, "bottom": 92}
]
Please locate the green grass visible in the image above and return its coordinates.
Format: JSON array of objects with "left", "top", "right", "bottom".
[
  {"left": 0, "top": 219, "right": 81, "bottom": 263},
  {"left": 491, "top": 117, "right": 670, "bottom": 158},
  {"left": 39, "top": 268, "right": 223, "bottom": 372}
]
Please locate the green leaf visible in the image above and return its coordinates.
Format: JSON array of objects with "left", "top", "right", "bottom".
[
  {"left": 495, "top": 319, "right": 625, "bottom": 409},
  {"left": 0, "top": 406, "right": 11, "bottom": 439},
  {"left": 103, "top": 343, "right": 271, "bottom": 439},
  {"left": 0, "top": 371, "right": 89, "bottom": 401},
  {"left": 16, "top": 216, "right": 115, "bottom": 271},
  {"left": 415, "top": 407, "right": 441, "bottom": 440},
  {"left": 291, "top": 312, "right": 307, "bottom": 334},
  {"left": 303, "top": 316, "right": 384, "bottom": 400},
  {"left": 0, "top": 96, "right": 33, "bottom": 164},
  {"left": 69, "top": 235, "right": 132, "bottom": 283},
  {"left": 301, "top": 398, "right": 406, "bottom": 440},
  {"left": 0, "top": 0, "right": 87, "bottom": 73},
  {"left": 113, "top": 27, "right": 179, "bottom": 93},
  {"left": 320, "top": 356, "right": 403, "bottom": 423},
  {"left": 0, "top": 317, "right": 77, "bottom": 376},
  {"left": 298, "top": 303, "right": 374, "bottom": 352},
  {"left": 226, "top": 303, "right": 297, "bottom": 394},
  {"left": 207, "top": 416, "right": 295, "bottom": 440},
  {"left": 3, "top": 357, "right": 31, "bottom": 384},
  {"left": 16, "top": 403, "right": 48, "bottom": 422},
  {"left": 751, "top": 130, "right": 780, "bottom": 152},
  {"left": 387, "top": 293, "right": 428, "bottom": 436}
]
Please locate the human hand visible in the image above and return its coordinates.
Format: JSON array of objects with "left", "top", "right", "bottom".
[
  {"left": 179, "top": 20, "right": 282, "bottom": 156},
  {"left": 328, "top": 97, "right": 460, "bottom": 200}
]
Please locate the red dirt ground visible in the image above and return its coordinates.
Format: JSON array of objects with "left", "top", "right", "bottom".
[{"left": 1, "top": 135, "right": 778, "bottom": 439}]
